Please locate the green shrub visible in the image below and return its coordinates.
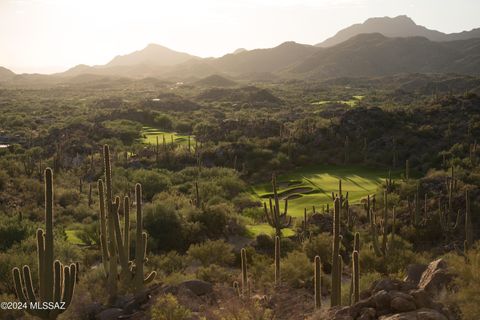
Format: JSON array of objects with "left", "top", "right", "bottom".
[
  {"left": 281, "top": 250, "right": 312, "bottom": 288},
  {"left": 360, "top": 236, "right": 427, "bottom": 275},
  {"left": 187, "top": 239, "right": 234, "bottom": 267},
  {"left": 0, "top": 215, "right": 32, "bottom": 251},
  {"left": 189, "top": 204, "right": 231, "bottom": 239},
  {"left": 132, "top": 169, "right": 171, "bottom": 200},
  {"left": 444, "top": 245, "right": 480, "bottom": 320},
  {"left": 150, "top": 252, "right": 187, "bottom": 275},
  {"left": 196, "top": 264, "right": 232, "bottom": 284},
  {"left": 150, "top": 294, "right": 191, "bottom": 320},
  {"left": 304, "top": 233, "right": 333, "bottom": 268},
  {"left": 144, "top": 201, "right": 187, "bottom": 252}
]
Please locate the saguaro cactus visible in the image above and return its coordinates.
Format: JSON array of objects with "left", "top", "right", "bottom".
[
  {"left": 331, "top": 197, "right": 341, "bottom": 307},
  {"left": 352, "top": 251, "right": 360, "bottom": 304},
  {"left": 264, "top": 174, "right": 292, "bottom": 236},
  {"left": 314, "top": 255, "right": 322, "bottom": 309},
  {"left": 12, "top": 168, "right": 77, "bottom": 319},
  {"left": 98, "top": 145, "right": 156, "bottom": 300}
]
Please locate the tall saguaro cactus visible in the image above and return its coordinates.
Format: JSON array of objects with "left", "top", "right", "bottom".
[
  {"left": 264, "top": 174, "right": 292, "bottom": 236},
  {"left": 98, "top": 145, "right": 156, "bottom": 301},
  {"left": 12, "top": 168, "right": 77, "bottom": 319},
  {"left": 331, "top": 197, "right": 341, "bottom": 307}
]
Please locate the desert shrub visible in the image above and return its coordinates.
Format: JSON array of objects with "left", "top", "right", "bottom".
[
  {"left": 57, "top": 188, "right": 80, "bottom": 207},
  {"left": 444, "top": 245, "right": 480, "bottom": 320},
  {"left": 0, "top": 239, "right": 37, "bottom": 293},
  {"left": 150, "top": 252, "right": 187, "bottom": 275},
  {"left": 189, "top": 204, "right": 231, "bottom": 239},
  {"left": 241, "top": 206, "right": 264, "bottom": 222},
  {"left": 150, "top": 294, "right": 191, "bottom": 320},
  {"left": 154, "top": 114, "right": 173, "bottom": 130},
  {"left": 0, "top": 169, "right": 8, "bottom": 190},
  {"left": 65, "top": 268, "right": 109, "bottom": 319},
  {"left": 281, "top": 250, "right": 312, "bottom": 288},
  {"left": 233, "top": 193, "right": 259, "bottom": 211},
  {"left": 0, "top": 215, "right": 33, "bottom": 250},
  {"left": 0, "top": 293, "right": 23, "bottom": 319},
  {"left": 144, "top": 201, "right": 187, "bottom": 252},
  {"left": 304, "top": 233, "right": 333, "bottom": 269},
  {"left": 76, "top": 221, "right": 100, "bottom": 246},
  {"left": 247, "top": 251, "right": 274, "bottom": 286},
  {"left": 360, "top": 236, "right": 427, "bottom": 275},
  {"left": 132, "top": 169, "right": 171, "bottom": 200},
  {"left": 196, "top": 264, "right": 232, "bottom": 284},
  {"left": 187, "top": 239, "right": 234, "bottom": 267}
]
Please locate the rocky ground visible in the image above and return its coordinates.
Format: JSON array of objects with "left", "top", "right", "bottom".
[{"left": 90, "top": 259, "right": 456, "bottom": 320}]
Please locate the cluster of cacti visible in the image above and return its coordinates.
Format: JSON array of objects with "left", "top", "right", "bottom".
[
  {"left": 98, "top": 145, "right": 156, "bottom": 301},
  {"left": 371, "top": 190, "right": 395, "bottom": 258},
  {"left": 263, "top": 174, "right": 292, "bottom": 237},
  {"left": 12, "top": 168, "right": 77, "bottom": 319},
  {"left": 438, "top": 167, "right": 462, "bottom": 234}
]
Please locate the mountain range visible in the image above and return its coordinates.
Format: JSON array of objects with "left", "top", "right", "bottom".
[{"left": 2, "top": 15, "right": 480, "bottom": 83}]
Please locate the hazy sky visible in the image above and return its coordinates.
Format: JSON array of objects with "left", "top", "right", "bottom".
[{"left": 1, "top": 0, "right": 479, "bottom": 74}]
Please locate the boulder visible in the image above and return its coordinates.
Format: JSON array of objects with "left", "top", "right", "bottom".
[
  {"left": 179, "top": 279, "right": 213, "bottom": 296},
  {"left": 404, "top": 264, "right": 427, "bottom": 285},
  {"left": 418, "top": 259, "right": 452, "bottom": 297},
  {"left": 378, "top": 308, "right": 448, "bottom": 320},
  {"left": 358, "top": 307, "right": 376, "bottom": 320}
]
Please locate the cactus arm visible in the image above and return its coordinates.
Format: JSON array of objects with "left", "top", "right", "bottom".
[
  {"left": 22, "top": 266, "right": 37, "bottom": 303},
  {"left": 12, "top": 268, "right": 28, "bottom": 303},
  {"left": 37, "top": 229, "right": 46, "bottom": 300},
  {"left": 53, "top": 260, "right": 61, "bottom": 303},
  {"left": 63, "top": 264, "right": 76, "bottom": 309}
]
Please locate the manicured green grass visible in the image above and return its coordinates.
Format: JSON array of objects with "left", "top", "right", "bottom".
[
  {"left": 311, "top": 95, "right": 365, "bottom": 107},
  {"left": 252, "top": 165, "right": 397, "bottom": 217},
  {"left": 245, "top": 224, "right": 295, "bottom": 238},
  {"left": 141, "top": 126, "right": 194, "bottom": 146},
  {"left": 65, "top": 229, "right": 84, "bottom": 245}
]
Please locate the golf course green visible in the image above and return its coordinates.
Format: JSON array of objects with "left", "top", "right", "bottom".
[
  {"left": 141, "top": 126, "right": 194, "bottom": 146},
  {"left": 252, "top": 165, "right": 395, "bottom": 218}
]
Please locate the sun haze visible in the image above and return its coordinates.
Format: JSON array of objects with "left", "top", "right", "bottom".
[{"left": 1, "top": 0, "right": 479, "bottom": 74}]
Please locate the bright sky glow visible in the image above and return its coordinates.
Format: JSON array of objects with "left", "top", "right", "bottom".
[{"left": 1, "top": 0, "right": 479, "bottom": 73}]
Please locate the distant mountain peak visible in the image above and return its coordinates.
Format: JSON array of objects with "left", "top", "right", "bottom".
[
  {"left": 232, "top": 48, "right": 247, "bottom": 54},
  {"left": 316, "top": 15, "right": 480, "bottom": 47},
  {"left": 106, "top": 43, "right": 197, "bottom": 67}
]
